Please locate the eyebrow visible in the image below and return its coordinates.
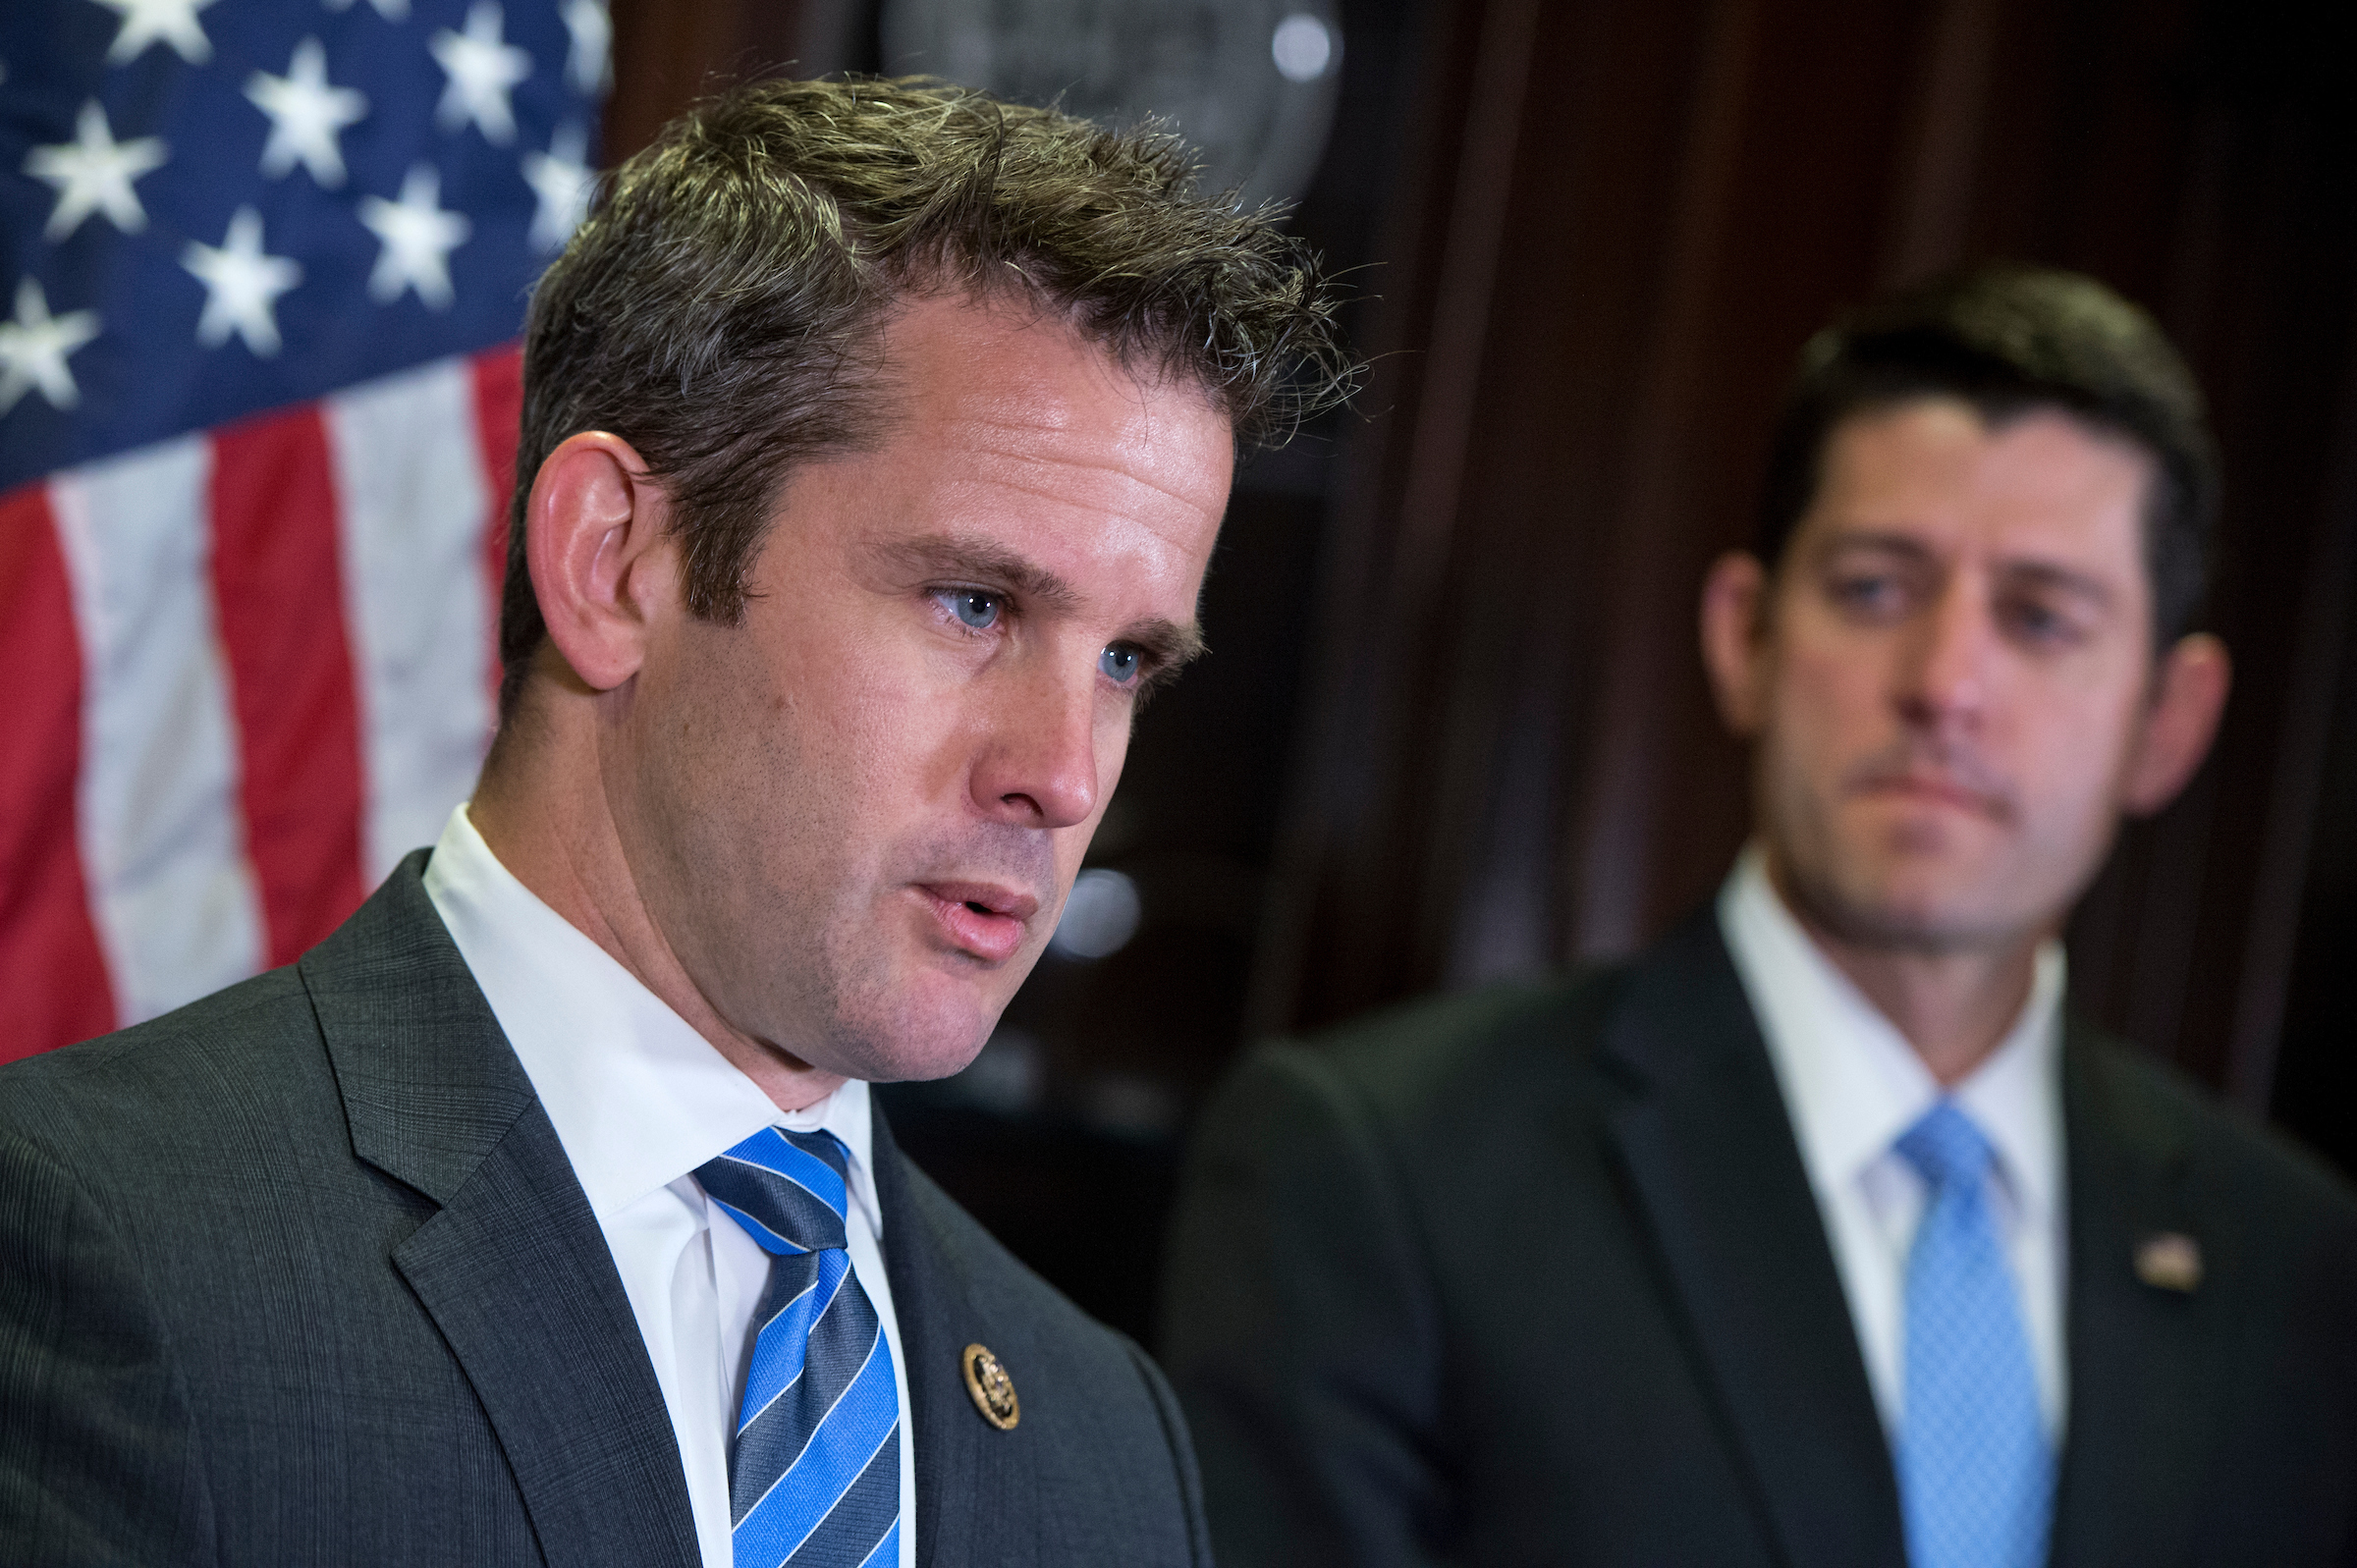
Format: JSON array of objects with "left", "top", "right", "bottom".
[
  {"left": 1818, "top": 530, "right": 2117, "bottom": 605},
  {"left": 1814, "top": 529, "right": 1937, "bottom": 567},
  {"left": 866, "top": 531, "right": 1208, "bottom": 674},
  {"left": 1997, "top": 559, "right": 2116, "bottom": 609}
]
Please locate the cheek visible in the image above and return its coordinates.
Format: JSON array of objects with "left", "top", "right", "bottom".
[
  {"left": 1094, "top": 704, "right": 1135, "bottom": 797},
  {"left": 777, "top": 619, "right": 961, "bottom": 788},
  {"left": 2013, "top": 680, "right": 2145, "bottom": 826},
  {"left": 1770, "top": 638, "right": 1888, "bottom": 771}
]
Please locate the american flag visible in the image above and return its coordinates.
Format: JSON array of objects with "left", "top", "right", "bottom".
[{"left": 0, "top": 0, "right": 607, "bottom": 1062}]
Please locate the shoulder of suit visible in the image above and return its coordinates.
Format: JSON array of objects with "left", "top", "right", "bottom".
[
  {"left": 3, "top": 852, "right": 443, "bottom": 1151},
  {"left": 2, "top": 963, "right": 323, "bottom": 1137},
  {"left": 0, "top": 966, "right": 353, "bottom": 1254},
  {"left": 1221, "top": 962, "right": 1633, "bottom": 1140},
  {"left": 2070, "top": 1020, "right": 2357, "bottom": 1236}
]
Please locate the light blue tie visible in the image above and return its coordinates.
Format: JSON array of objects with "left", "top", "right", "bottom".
[
  {"left": 1893, "top": 1101, "right": 2053, "bottom": 1568},
  {"left": 696, "top": 1128, "right": 901, "bottom": 1568}
]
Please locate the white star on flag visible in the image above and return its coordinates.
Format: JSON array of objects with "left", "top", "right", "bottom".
[
  {"left": 562, "top": 0, "right": 612, "bottom": 96},
  {"left": 182, "top": 207, "right": 303, "bottom": 356},
  {"left": 522, "top": 123, "right": 593, "bottom": 252},
  {"left": 430, "top": 3, "right": 534, "bottom": 147},
  {"left": 24, "top": 101, "right": 170, "bottom": 243},
  {"left": 322, "top": 0, "right": 411, "bottom": 18},
  {"left": 90, "top": 0, "right": 220, "bottom": 66},
  {"left": 247, "top": 38, "right": 369, "bottom": 188},
  {"left": 0, "top": 278, "right": 102, "bottom": 416},
  {"left": 357, "top": 164, "right": 472, "bottom": 310}
]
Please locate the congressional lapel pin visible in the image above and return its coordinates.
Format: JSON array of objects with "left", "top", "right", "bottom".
[
  {"left": 2134, "top": 1231, "right": 2203, "bottom": 1293},
  {"left": 961, "top": 1342, "right": 1020, "bottom": 1431}
]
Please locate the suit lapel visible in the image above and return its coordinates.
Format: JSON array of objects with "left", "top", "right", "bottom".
[
  {"left": 869, "top": 1102, "right": 1006, "bottom": 1568},
  {"left": 1599, "top": 914, "right": 1908, "bottom": 1568},
  {"left": 301, "top": 856, "right": 700, "bottom": 1568},
  {"left": 2047, "top": 1025, "right": 2210, "bottom": 1568}
]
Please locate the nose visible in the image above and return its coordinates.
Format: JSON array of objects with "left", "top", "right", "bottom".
[
  {"left": 1894, "top": 577, "right": 1991, "bottom": 736},
  {"left": 970, "top": 659, "right": 1102, "bottom": 830}
]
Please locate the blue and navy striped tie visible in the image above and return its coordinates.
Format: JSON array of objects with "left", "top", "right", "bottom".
[
  {"left": 696, "top": 1128, "right": 901, "bottom": 1568},
  {"left": 1893, "top": 1100, "right": 2053, "bottom": 1568}
]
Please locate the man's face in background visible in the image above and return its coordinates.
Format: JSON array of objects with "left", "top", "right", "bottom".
[{"left": 1703, "top": 396, "right": 2227, "bottom": 956}]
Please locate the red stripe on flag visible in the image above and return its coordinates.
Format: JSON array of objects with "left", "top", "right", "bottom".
[
  {"left": 0, "top": 481, "right": 118, "bottom": 1059},
  {"left": 473, "top": 344, "right": 523, "bottom": 707},
  {"left": 210, "top": 407, "right": 367, "bottom": 966}
]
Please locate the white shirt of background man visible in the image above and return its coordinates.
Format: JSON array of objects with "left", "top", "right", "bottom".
[
  {"left": 1718, "top": 841, "right": 2069, "bottom": 1442},
  {"left": 423, "top": 803, "right": 919, "bottom": 1568}
]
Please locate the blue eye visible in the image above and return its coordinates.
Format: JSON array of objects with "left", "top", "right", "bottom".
[
  {"left": 940, "top": 589, "right": 1000, "bottom": 629},
  {"left": 1100, "top": 644, "right": 1142, "bottom": 684}
]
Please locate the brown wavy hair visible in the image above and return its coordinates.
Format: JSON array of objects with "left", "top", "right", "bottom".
[{"left": 497, "top": 76, "right": 1356, "bottom": 715}]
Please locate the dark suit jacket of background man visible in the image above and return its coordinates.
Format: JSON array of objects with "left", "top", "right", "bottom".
[
  {"left": 0, "top": 855, "right": 1213, "bottom": 1568},
  {"left": 1161, "top": 910, "right": 2357, "bottom": 1568}
]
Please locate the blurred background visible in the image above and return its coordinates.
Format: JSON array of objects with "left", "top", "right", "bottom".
[{"left": 9, "top": 0, "right": 2357, "bottom": 1346}]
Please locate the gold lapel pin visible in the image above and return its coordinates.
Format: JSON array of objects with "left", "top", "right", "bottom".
[
  {"left": 961, "top": 1342, "right": 1020, "bottom": 1431},
  {"left": 2134, "top": 1231, "right": 2203, "bottom": 1293}
]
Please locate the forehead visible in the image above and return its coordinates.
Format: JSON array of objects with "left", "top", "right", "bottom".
[
  {"left": 864, "top": 293, "right": 1233, "bottom": 532},
  {"left": 1799, "top": 398, "right": 2154, "bottom": 577}
]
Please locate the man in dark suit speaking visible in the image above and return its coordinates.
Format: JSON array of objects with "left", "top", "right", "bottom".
[
  {"left": 0, "top": 79, "right": 1347, "bottom": 1567},
  {"left": 1162, "top": 266, "right": 2357, "bottom": 1567}
]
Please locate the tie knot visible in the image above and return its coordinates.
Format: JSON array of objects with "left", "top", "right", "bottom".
[
  {"left": 695, "top": 1127, "right": 850, "bottom": 1256},
  {"left": 1894, "top": 1100, "right": 1996, "bottom": 1192}
]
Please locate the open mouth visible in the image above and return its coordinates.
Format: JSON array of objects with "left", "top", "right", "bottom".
[{"left": 915, "top": 882, "right": 1038, "bottom": 964}]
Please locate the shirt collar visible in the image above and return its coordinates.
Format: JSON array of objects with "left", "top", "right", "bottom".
[
  {"left": 1718, "top": 842, "right": 2064, "bottom": 1223},
  {"left": 420, "top": 803, "right": 883, "bottom": 1240}
]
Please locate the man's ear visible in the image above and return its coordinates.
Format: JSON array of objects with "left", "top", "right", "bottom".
[
  {"left": 524, "top": 431, "right": 676, "bottom": 693},
  {"left": 2122, "top": 631, "right": 2232, "bottom": 815},
  {"left": 1700, "top": 550, "right": 1772, "bottom": 738}
]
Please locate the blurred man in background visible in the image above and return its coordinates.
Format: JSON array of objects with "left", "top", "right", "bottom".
[
  {"left": 1, "top": 78, "right": 1347, "bottom": 1567},
  {"left": 1163, "top": 265, "right": 2357, "bottom": 1568}
]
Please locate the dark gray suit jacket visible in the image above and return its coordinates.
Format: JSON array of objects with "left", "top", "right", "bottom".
[
  {"left": 0, "top": 853, "right": 1212, "bottom": 1568},
  {"left": 1161, "top": 911, "right": 2357, "bottom": 1567}
]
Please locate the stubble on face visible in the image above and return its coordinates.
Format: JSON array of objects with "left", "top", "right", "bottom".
[
  {"left": 605, "top": 293, "right": 1233, "bottom": 1090},
  {"left": 1758, "top": 716, "right": 2094, "bottom": 957}
]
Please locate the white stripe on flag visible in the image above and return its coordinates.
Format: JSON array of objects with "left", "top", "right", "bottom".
[
  {"left": 325, "top": 356, "right": 497, "bottom": 882},
  {"left": 48, "top": 438, "right": 267, "bottom": 1024}
]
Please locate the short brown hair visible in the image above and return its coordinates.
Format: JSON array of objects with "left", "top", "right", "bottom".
[
  {"left": 1755, "top": 263, "right": 2220, "bottom": 644},
  {"left": 500, "top": 76, "right": 1355, "bottom": 713}
]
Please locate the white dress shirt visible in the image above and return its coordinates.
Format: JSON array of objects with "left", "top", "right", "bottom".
[
  {"left": 421, "top": 804, "right": 917, "bottom": 1568},
  {"left": 1717, "top": 843, "right": 2069, "bottom": 1441}
]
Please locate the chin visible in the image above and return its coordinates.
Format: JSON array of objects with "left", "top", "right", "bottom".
[
  {"left": 1826, "top": 866, "right": 2014, "bottom": 951},
  {"left": 1841, "top": 820, "right": 1992, "bottom": 907},
  {"left": 826, "top": 980, "right": 1007, "bottom": 1084}
]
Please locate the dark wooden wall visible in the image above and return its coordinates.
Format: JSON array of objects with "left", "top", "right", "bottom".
[
  {"left": 602, "top": 0, "right": 870, "bottom": 161},
  {"left": 1255, "top": 0, "right": 2357, "bottom": 1162}
]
